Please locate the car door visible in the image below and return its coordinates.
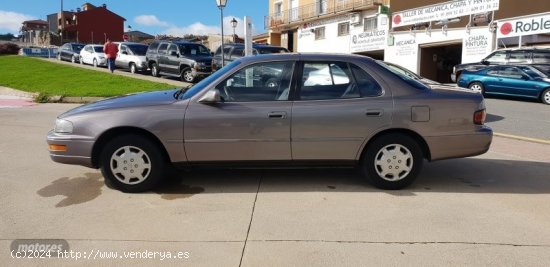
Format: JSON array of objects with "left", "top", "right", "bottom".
[
  {"left": 491, "top": 67, "right": 534, "bottom": 96},
  {"left": 165, "top": 44, "right": 181, "bottom": 75},
  {"left": 184, "top": 61, "right": 295, "bottom": 161},
  {"left": 481, "top": 67, "right": 503, "bottom": 93},
  {"left": 291, "top": 61, "right": 391, "bottom": 160},
  {"left": 156, "top": 43, "right": 169, "bottom": 72},
  {"left": 116, "top": 45, "right": 128, "bottom": 68}
]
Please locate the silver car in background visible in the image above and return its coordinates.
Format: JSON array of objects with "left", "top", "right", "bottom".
[
  {"left": 115, "top": 42, "right": 149, "bottom": 74},
  {"left": 47, "top": 53, "right": 492, "bottom": 192}
]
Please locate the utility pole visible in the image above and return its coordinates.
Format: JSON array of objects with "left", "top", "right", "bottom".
[{"left": 60, "top": 0, "right": 64, "bottom": 44}]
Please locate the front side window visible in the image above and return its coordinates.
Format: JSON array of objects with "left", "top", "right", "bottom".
[
  {"left": 499, "top": 67, "right": 523, "bottom": 79},
  {"left": 314, "top": 27, "right": 325, "bottom": 40},
  {"left": 168, "top": 44, "right": 178, "bottom": 56},
  {"left": 215, "top": 61, "right": 294, "bottom": 102},
  {"left": 157, "top": 43, "right": 168, "bottom": 55},
  {"left": 484, "top": 51, "right": 507, "bottom": 64}
]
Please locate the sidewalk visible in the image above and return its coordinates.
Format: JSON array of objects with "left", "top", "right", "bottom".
[{"left": 0, "top": 86, "right": 36, "bottom": 108}]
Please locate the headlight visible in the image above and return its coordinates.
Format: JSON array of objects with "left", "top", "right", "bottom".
[
  {"left": 193, "top": 62, "right": 206, "bottom": 69},
  {"left": 54, "top": 119, "right": 73, "bottom": 133}
]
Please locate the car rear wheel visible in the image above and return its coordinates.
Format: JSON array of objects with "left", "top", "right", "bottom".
[
  {"left": 151, "top": 63, "right": 159, "bottom": 77},
  {"left": 469, "top": 82, "right": 485, "bottom": 95},
  {"left": 541, "top": 88, "right": 550, "bottom": 105},
  {"left": 93, "top": 59, "right": 98, "bottom": 67},
  {"left": 130, "top": 63, "right": 137, "bottom": 74},
  {"left": 181, "top": 67, "right": 194, "bottom": 83},
  {"left": 361, "top": 134, "right": 423, "bottom": 190},
  {"left": 100, "top": 134, "right": 165, "bottom": 193},
  {"left": 57, "top": 54, "right": 61, "bottom": 61}
]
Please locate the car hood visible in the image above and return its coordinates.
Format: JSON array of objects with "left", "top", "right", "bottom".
[
  {"left": 188, "top": 55, "right": 212, "bottom": 64},
  {"left": 59, "top": 89, "right": 180, "bottom": 118}
]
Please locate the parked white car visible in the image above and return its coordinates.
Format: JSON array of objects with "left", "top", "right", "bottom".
[
  {"left": 79, "top": 44, "right": 106, "bottom": 67},
  {"left": 115, "top": 42, "right": 149, "bottom": 73}
]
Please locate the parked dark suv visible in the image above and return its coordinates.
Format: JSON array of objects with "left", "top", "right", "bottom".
[
  {"left": 146, "top": 40, "right": 212, "bottom": 83},
  {"left": 212, "top": 43, "right": 289, "bottom": 71},
  {"left": 452, "top": 47, "right": 550, "bottom": 82}
]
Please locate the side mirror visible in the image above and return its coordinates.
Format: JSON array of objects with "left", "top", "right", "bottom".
[
  {"left": 481, "top": 60, "right": 489, "bottom": 65},
  {"left": 198, "top": 89, "right": 222, "bottom": 104},
  {"left": 170, "top": 51, "right": 178, "bottom": 57}
]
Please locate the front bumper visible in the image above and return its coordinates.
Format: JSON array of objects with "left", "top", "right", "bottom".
[
  {"left": 450, "top": 73, "right": 457, "bottom": 83},
  {"left": 46, "top": 130, "right": 95, "bottom": 168},
  {"left": 425, "top": 126, "right": 493, "bottom": 161}
]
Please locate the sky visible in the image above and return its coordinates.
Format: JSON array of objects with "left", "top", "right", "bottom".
[{"left": 0, "top": 0, "right": 269, "bottom": 37}]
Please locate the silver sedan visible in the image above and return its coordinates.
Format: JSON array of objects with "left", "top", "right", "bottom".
[{"left": 47, "top": 53, "right": 492, "bottom": 192}]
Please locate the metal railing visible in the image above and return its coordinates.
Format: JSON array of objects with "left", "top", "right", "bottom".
[{"left": 265, "top": 0, "right": 383, "bottom": 29}]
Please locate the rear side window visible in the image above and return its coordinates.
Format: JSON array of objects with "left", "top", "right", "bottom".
[
  {"left": 533, "top": 52, "right": 550, "bottom": 63},
  {"left": 508, "top": 51, "right": 529, "bottom": 63},
  {"left": 300, "top": 62, "right": 354, "bottom": 100},
  {"left": 350, "top": 64, "right": 382, "bottom": 97}
]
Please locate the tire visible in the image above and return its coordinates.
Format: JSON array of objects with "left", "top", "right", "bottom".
[
  {"left": 57, "top": 54, "right": 61, "bottom": 61},
  {"left": 130, "top": 63, "right": 137, "bottom": 74},
  {"left": 361, "top": 133, "right": 423, "bottom": 190},
  {"left": 71, "top": 55, "right": 76, "bottom": 63},
  {"left": 541, "top": 88, "right": 550, "bottom": 105},
  {"left": 100, "top": 134, "right": 165, "bottom": 193},
  {"left": 181, "top": 67, "right": 195, "bottom": 83},
  {"left": 93, "top": 58, "right": 98, "bottom": 67},
  {"left": 79, "top": 57, "right": 83, "bottom": 65},
  {"left": 468, "top": 82, "right": 485, "bottom": 95},
  {"left": 151, "top": 63, "right": 159, "bottom": 77}
]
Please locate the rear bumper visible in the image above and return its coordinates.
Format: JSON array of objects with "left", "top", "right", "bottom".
[
  {"left": 46, "top": 130, "right": 95, "bottom": 168},
  {"left": 425, "top": 126, "right": 493, "bottom": 161}
]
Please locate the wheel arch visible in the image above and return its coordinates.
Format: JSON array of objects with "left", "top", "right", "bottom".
[
  {"left": 91, "top": 126, "right": 171, "bottom": 168},
  {"left": 359, "top": 128, "right": 431, "bottom": 162}
]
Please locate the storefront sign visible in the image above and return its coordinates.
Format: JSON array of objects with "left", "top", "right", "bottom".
[
  {"left": 302, "top": 15, "right": 349, "bottom": 29},
  {"left": 394, "top": 38, "right": 417, "bottom": 57},
  {"left": 392, "top": 0, "right": 500, "bottom": 28},
  {"left": 497, "top": 12, "right": 550, "bottom": 38},
  {"left": 350, "top": 29, "right": 387, "bottom": 53},
  {"left": 462, "top": 29, "right": 493, "bottom": 63}
]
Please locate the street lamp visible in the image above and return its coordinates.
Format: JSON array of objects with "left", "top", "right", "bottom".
[
  {"left": 230, "top": 17, "right": 237, "bottom": 43},
  {"left": 216, "top": 0, "right": 227, "bottom": 67}
]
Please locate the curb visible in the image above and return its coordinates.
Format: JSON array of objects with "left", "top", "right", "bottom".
[
  {"left": 58, "top": 96, "right": 105, "bottom": 103},
  {"left": 494, "top": 132, "right": 550, "bottom": 145}
]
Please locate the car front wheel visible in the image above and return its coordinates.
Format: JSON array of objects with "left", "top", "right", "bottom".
[
  {"left": 93, "top": 58, "right": 98, "bottom": 67},
  {"left": 100, "top": 134, "right": 165, "bottom": 193},
  {"left": 362, "top": 134, "right": 423, "bottom": 190},
  {"left": 130, "top": 63, "right": 137, "bottom": 74},
  {"left": 181, "top": 67, "right": 194, "bottom": 83},
  {"left": 469, "top": 82, "right": 485, "bottom": 95},
  {"left": 540, "top": 88, "right": 550, "bottom": 105}
]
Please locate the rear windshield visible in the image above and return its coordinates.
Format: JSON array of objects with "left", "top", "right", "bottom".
[
  {"left": 127, "top": 44, "right": 148, "bottom": 55},
  {"left": 375, "top": 61, "right": 429, "bottom": 90}
]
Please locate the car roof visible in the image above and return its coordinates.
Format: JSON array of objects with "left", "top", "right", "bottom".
[
  {"left": 116, "top": 42, "right": 147, "bottom": 46},
  {"left": 225, "top": 43, "right": 286, "bottom": 49},
  {"left": 237, "top": 53, "right": 374, "bottom": 65}
]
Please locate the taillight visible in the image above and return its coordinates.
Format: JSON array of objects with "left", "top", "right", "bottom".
[{"left": 474, "top": 109, "right": 486, "bottom": 125}]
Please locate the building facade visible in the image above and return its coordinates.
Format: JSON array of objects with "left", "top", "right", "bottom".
[
  {"left": 20, "top": 20, "right": 49, "bottom": 46},
  {"left": 265, "top": 0, "right": 550, "bottom": 83}
]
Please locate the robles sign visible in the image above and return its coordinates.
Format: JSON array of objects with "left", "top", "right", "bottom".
[{"left": 497, "top": 13, "right": 550, "bottom": 38}]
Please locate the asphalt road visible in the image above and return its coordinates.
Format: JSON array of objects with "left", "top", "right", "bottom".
[
  {"left": 484, "top": 97, "right": 550, "bottom": 141},
  {"left": 1, "top": 103, "right": 550, "bottom": 266}
]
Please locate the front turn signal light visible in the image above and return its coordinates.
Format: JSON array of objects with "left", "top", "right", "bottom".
[{"left": 48, "top": 144, "right": 67, "bottom": 152}]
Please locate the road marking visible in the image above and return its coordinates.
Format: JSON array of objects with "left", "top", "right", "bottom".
[{"left": 494, "top": 132, "right": 550, "bottom": 145}]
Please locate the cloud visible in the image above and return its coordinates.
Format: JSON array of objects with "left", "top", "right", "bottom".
[
  {"left": 0, "top": 10, "right": 36, "bottom": 33},
  {"left": 134, "top": 15, "right": 170, "bottom": 27},
  {"left": 162, "top": 16, "right": 257, "bottom": 37}
]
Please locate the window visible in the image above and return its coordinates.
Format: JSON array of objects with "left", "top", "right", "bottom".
[
  {"left": 300, "top": 62, "right": 355, "bottom": 100},
  {"left": 316, "top": 0, "right": 328, "bottom": 15},
  {"left": 149, "top": 42, "right": 160, "bottom": 51},
  {"left": 274, "top": 2, "right": 282, "bottom": 17},
  {"left": 215, "top": 61, "right": 294, "bottom": 102},
  {"left": 231, "top": 47, "right": 244, "bottom": 59},
  {"left": 363, "top": 17, "right": 377, "bottom": 31},
  {"left": 157, "top": 43, "right": 168, "bottom": 55},
  {"left": 338, "top": 22, "right": 350, "bottom": 36},
  {"left": 499, "top": 67, "right": 523, "bottom": 79},
  {"left": 167, "top": 44, "right": 178, "bottom": 56},
  {"left": 179, "top": 44, "right": 211, "bottom": 56},
  {"left": 508, "top": 51, "right": 529, "bottom": 63},
  {"left": 350, "top": 64, "right": 383, "bottom": 97},
  {"left": 314, "top": 27, "right": 325, "bottom": 40}
]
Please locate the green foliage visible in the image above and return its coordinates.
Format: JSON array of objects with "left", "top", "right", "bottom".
[{"left": 0, "top": 56, "right": 175, "bottom": 97}]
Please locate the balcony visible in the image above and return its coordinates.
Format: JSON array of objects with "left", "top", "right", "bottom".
[{"left": 265, "top": 0, "right": 384, "bottom": 30}]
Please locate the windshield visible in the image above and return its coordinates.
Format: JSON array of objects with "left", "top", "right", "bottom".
[
  {"left": 127, "top": 44, "right": 148, "bottom": 56},
  {"left": 72, "top": 44, "right": 85, "bottom": 52},
  {"left": 375, "top": 61, "right": 429, "bottom": 90},
  {"left": 179, "top": 44, "right": 210, "bottom": 56},
  {"left": 181, "top": 60, "right": 242, "bottom": 100},
  {"left": 93, "top": 46, "right": 103, "bottom": 53},
  {"left": 518, "top": 66, "right": 547, "bottom": 78}
]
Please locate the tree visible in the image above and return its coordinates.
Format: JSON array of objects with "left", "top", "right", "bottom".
[{"left": 0, "top": 33, "right": 16, "bottom": 41}]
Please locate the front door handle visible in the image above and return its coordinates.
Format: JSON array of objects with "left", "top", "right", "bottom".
[
  {"left": 268, "top": 111, "right": 287, "bottom": 119},
  {"left": 366, "top": 109, "right": 383, "bottom": 117}
]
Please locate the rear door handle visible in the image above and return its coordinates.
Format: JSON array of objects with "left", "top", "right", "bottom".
[
  {"left": 366, "top": 109, "right": 383, "bottom": 117},
  {"left": 268, "top": 111, "right": 287, "bottom": 119}
]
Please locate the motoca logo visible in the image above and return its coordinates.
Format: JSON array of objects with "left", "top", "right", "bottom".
[
  {"left": 500, "top": 22, "right": 513, "bottom": 35},
  {"left": 500, "top": 17, "right": 550, "bottom": 36}
]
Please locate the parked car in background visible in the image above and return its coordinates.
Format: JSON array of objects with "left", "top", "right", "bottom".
[
  {"left": 458, "top": 65, "right": 550, "bottom": 104},
  {"left": 47, "top": 53, "right": 492, "bottom": 193},
  {"left": 145, "top": 40, "right": 212, "bottom": 83},
  {"left": 115, "top": 42, "right": 149, "bottom": 74},
  {"left": 57, "top": 42, "right": 85, "bottom": 63},
  {"left": 79, "top": 44, "right": 106, "bottom": 67},
  {"left": 212, "top": 43, "right": 289, "bottom": 71},
  {"left": 451, "top": 47, "right": 550, "bottom": 82}
]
